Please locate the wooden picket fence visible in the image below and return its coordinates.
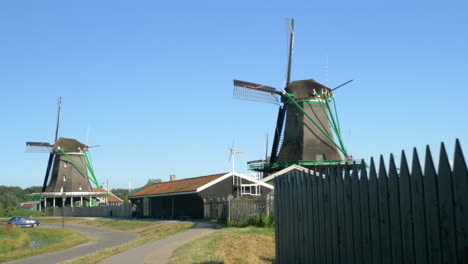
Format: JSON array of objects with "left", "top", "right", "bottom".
[
  {"left": 274, "top": 140, "right": 468, "bottom": 264},
  {"left": 204, "top": 197, "right": 273, "bottom": 222}
]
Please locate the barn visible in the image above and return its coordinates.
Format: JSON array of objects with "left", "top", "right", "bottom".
[{"left": 129, "top": 172, "right": 273, "bottom": 219}]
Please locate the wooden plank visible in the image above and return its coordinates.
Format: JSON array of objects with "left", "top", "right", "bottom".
[
  {"left": 299, "top": 172, "right": 310, "bottom": 264},
  {"left": 452, "top": 139, "right": 468, "bottom": 263},
  {"left": 423, "top": 146, "right": 442, "bottom": 264},
  {"left": 351, "top": 163, "right": 363, "bottom": 264},
  {"left": 359, "top": 162, "right": 372, "bottom": 263},
  {"left": 305, "top": 170, "right": 315, "bottom": 263},
  {"left": 291, "top": 172, "right": 302, "bottom": 263},
  {"left": 312, "top": 169, "right": 321, "bottom": 263},
  {"left": 388, "top": 154, "right": 403, "bottom": 264},
  {"left": 336, "top": 167, "right": 347, "bottom": 263},
  {"left": 324, "top": 168, "right": 333, "bottom": 264},
  {"left": 329, "top": 166, "right": 339, "bottom": 264},
  {"left": 369, "top": 158, "right": 382, "bottom": 264},
  {"left": 378, "top": 156, "right": 392, "bottom": 264},
  {"left": 274, "top": 176, "right": 280, "bottom": 262},
  {"left": 344, "top": 165, "right": 355, "bottom": 264},
  {"left": 288, "top": 173, "right": 296, "bottom": 262},
  {"left": 437, "top": 143, "right": 457, "bottom": 263},
  {"left": 398, "top": 151, "right": 415, "bottom": 264},
  {"left": 410, "top": 148, "right": 429, "bottom": 264},
  {"left": 317, "top": 168, "right": 326, "bottom": 264}
]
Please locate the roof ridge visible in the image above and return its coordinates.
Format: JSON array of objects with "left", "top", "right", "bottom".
[{"left": 158, "top": 172, "right": 228, "bottom": 184}]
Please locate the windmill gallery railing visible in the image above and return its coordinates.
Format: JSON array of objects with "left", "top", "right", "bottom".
[{"left": 274, "top": 140, "right": 468, "bottom": 264}]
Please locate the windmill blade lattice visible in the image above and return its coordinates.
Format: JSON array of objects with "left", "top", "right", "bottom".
[
  {"left": 25, "top": 142, "right": 53, "bottom": 153},
  {"left": 233, "top": 80, "right": 281, "bottom": 105}
]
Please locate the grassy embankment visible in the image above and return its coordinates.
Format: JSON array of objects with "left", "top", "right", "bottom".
[
  {"left": 0, "top": 224, "right": 88, "bottom": 263},
  {"left": 170, "top": 226, "right": 275, "bottom": 264},
  {"left": 57, "top": 218, "right": 193, "bottom": 264}
]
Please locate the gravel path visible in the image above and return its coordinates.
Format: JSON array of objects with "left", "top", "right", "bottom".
[{"left": 98, "top": 222, "right": 219, "bottom": 264}]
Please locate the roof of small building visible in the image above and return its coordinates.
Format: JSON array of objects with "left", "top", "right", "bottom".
[
  {"left": 92, "top": 188, "right": 123, "bottom": 203},
  {"left": 129, "top": 173, "right": 228, "bottom": 197}
]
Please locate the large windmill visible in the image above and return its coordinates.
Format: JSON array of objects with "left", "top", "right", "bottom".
[
  {"left": 26, "top": 98, "right": 104, "bottom": 208},
  {"left": 233, "top": 19, "right": 355, "bottom": 175}
]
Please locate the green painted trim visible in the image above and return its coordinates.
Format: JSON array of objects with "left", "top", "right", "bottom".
[
  {"left": 297, "top": 101, "right": 323, "bottom": 104},
  {"left": 249, "top": 160, "right": 366, "bottom": 171}
]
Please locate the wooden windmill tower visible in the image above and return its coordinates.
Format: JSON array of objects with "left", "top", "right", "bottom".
[
  {"left": 233, "top": 19, "right": 355, "bottom": 175},
  {"left": 26, "top": 98, "right": 102, "bottom": 207}
]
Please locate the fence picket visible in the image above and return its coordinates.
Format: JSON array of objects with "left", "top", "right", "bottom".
[
  {"left": 411, "top": 148, "right": 429, "bottom": 264},
  {"left": 351, "top": 163, "right": 363, "bottom": 264},
  {"left": 423, "top": 146, "right": 442, "bottom": 264},
  {"left": 388, "top": 154, "right": 403, "bottom": 264},
  {"left": 329, "top": 166, "right": 339, "bottom": 264},
  {"left": 312, "top": 169, "right": 321, "bottom": 263},
  {"left": 437, "top": 143, "right": 457, "bottom": 264},
  {"left": 369, "top": 158, "right": 382, "bottom": 264},
  {"left": 359, "top": 163, "right": 372, "bottom": 263},
  {"left": 317, "top": 168, "right": 326, "bottom": 264},
  {"left": 343, "top": 165, "right": 354, "bottom": 264},
  {"left": 453, "top": 139, "right": 468, "bottom": 263},
  {"left": 378, "top": 156, "right": 392, "bottom": 264}
]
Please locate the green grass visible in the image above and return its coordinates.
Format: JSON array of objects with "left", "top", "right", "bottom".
[
  {"left": 0, "top": 226, "right": 89, "bottom": 263},
  {"left": 170, "top": 227, "right": 275, "bottom": 264}
]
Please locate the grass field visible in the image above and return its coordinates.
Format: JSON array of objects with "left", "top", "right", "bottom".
[
  {"left": 170, "top": 227, "right": 275, "bottom": 264},
  {"left": 62, "top": 218, "right": 193, "bottom": 264},
  {"left": 0, "top": 225, "right": 88, "bottom": 263}
]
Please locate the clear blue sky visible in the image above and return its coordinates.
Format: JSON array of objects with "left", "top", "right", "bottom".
[{"left": 1, "top": 0, "right": 467, "bottom": 189}]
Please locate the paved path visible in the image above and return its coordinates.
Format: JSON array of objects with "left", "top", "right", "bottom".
[
  {"left": 9, "top": 224, "right": 138, "bottom": 264},
  {"left": 99, "top": 222, "right": 219, "bottom": 264}
]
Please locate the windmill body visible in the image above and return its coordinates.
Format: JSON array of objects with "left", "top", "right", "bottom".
[
  {"left": 45, "top": 138, "right": 93, "bottom": 193},
  {"left": 276, "top": 79, "right": 342, "bottom": 164}
]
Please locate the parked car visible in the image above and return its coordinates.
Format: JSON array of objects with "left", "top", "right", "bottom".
[{"left": 7, "top": 216, "right": 40, "bottom": 228}]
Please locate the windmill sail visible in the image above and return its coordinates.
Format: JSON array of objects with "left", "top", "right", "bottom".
[{"left": 233, "top": 80, "right": 280, "bottom": 105}]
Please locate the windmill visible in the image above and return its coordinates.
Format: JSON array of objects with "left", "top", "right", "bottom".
[
  {"left": 26, "top": 98, "right": 100, "bottom": 195},
  {"left": 233, "top": 19, "right": 355, "bottom": 175}
]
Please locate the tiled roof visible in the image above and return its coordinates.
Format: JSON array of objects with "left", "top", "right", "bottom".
[
  {"left": 129, "top": 173, "right": 228, "bottom": 197},
  {"left": 93, "top": 188, "right": 123, "bottom": 203}
]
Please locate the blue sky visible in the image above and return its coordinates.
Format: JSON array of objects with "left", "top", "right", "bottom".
[{"left": 1, "top": 1, "right": 467, "bottom": 189}]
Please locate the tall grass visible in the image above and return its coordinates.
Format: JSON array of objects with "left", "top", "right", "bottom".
[{"left": 0, "top": 226, "right": 88, "bottom": 263}]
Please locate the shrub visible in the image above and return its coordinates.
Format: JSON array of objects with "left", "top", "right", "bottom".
[{"left": 228, "top": 214, "right": 274, "bottom": 228}]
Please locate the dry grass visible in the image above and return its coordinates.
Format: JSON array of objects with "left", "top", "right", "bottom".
[
  {"left": 63, "top": 220, "right": 193, "bottom": 264},
  {"left": 0, "top": 226, "right": 88, "bottom": 263},
  {"left": 170, "top": 227, "right": 275, "bottom": 264}
]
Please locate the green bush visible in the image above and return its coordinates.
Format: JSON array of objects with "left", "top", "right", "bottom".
[
  {"left": 0, "top": 207, "right": 42, "bottom": 218},
  {"left": 228, "top": 214, "right": 274, "bottom": 228}
]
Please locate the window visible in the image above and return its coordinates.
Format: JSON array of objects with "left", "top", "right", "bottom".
[
  {"left": 241, "top": 184, "right": 261, "bottom": 196},
  {"left": 64, "top": 162, "right": 68, "bottom": 168},
  {"left": 316, "top": 153, "right": 325, "bottom": 161},
  {"left": 63, "top": 175, "right": 67, "bottom": 182}
]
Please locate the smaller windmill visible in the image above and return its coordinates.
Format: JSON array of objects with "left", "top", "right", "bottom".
[{"left": 25, "top": 98, "right": 103, "bottom": 207}]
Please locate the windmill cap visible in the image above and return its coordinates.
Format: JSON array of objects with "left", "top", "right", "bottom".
[
  {"left": 284, "top": 79, "right": 333, "bottom": 102},
  {"left": 52, "top": 138, "right": 87, "bottom": 153}
]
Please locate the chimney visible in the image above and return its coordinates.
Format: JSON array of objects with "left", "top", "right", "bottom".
[{"left": 170, "top": 174, "right": 176, "bottom": 181}]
